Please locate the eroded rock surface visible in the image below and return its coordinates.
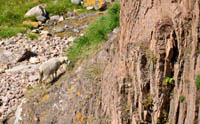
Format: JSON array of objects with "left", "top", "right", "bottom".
[
  {"left": 17, "top": 0, "right": 200, "bottom": 124},
  {"left": 3, "top": 0, "right": 200, "bottom": 123},
  {"left": 17, "top": 28, "right": 120, "bottom": 124}
]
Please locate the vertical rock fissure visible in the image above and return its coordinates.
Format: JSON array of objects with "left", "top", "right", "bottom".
[
  {"left": 118, "top": 0, "right": 200, "bottom": 123},
  {"left": 175, "top": 103, "right": 180, "bottom": 124}
]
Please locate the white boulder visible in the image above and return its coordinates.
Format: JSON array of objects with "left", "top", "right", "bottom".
[
  {"left": 25, "top": 5, "right": 47, "bottom": 18},
  {"left": 29, "top": 57, "right": 40, "bottom": 64},
  {"left": 71, "top": 0, "right": 80, "bottom": 4}
]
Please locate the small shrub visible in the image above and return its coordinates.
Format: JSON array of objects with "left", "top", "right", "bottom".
[
  {"left": 151, "top": 56, "right": 157, "bottom": 63},
  {"left": 122, "top": 104, "right": 130, "bottom": 111},
  {"left": 142, "top": 95, "right": 153, "bottom": 109},
  {"left": 164, "top": 77, "right": 174, "bottom": 85},
  {"left": 196, "top": 75, "right": 200, "bottom": 89},
  {"left": 179, "top": 95, "right": 185, "bottom": 103},
  {"left": 185, "top": 23, "right": 191, "bottom": 29}
]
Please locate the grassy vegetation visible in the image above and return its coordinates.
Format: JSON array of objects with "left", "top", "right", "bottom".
[
  {"left": 45, "top": 0, "right": 84, "bottom": 15},
  {"left": 164, "top": 77, "right": 174, "bottom": 85},
  {"left": 24, "top": 16, "right": 37, "bottom": 22},
  {"left": 28, "top": 33, "right": 38, "bottom": 39},
  {"left": 0, "top": 26, "right": 27, "bottom": 38},
  {"left": 142, "top": 94, "right": 153, "bottom": 109},
  {"left": 179, "top": 95, "right": 185, "bottom": 103},
  {"left": 0, "top": 0, "right": 85, "bottom": 38},
  {"left": 196, "top": 75, "right": 200, "bottom": 90},
  {"left": 66, "top": 3, "right": 120, "bottom": 68}
]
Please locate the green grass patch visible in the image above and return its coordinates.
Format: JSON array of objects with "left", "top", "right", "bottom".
[
  {"left": 45, "top": 0, "right": 84, "bottom": 15},
  {"left": 196, "top": 75, "right": 200, "bottom": 89},
  {"left": 66, "top": 3, "right": 120, "bottom": 68},
  {"left": 142, "top": 94, "right": 153, "bottom": 109},
  {"left": 24, "top": 16, "right": 37, "bottom": 22},
  {"left": 179, "top": 95, "right": 185, "bottom": 103},
  {"left": 164, "top": 77, "right": 174, "bottom": 85},
  {"left": 22, "top": 24, "right": 36, "bottom": 30},
  {"left": 76, "top": 9, "right": 93, "bottom": 14},
  {"left": 0, "top": 26, "right": 26, "bottom": 38},
  {"left": 0, "top": 24, "right": 37, "bottom": 38},
  {"left": 0, "top": 0, "right": 85, "bottom": 38},
  {"left": 28, "top": 33, "right": 38, "bottom": 39},
  {"left": 0, "top": 0, "right": 39, "bottom": 26}
]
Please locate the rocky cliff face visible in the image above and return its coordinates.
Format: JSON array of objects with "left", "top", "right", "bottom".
[
  {"left": 117, "top": 0, "right": 200, "bottom": 123},
  {"left": 9, "top": 0, "right": 200, "bottom": 124}
]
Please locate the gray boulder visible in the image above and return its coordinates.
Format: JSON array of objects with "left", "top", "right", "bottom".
[
  {"left": 29, "top": 57, "right": 40, "bottom": 64},
  {"left": 50, "top": 15, "right": 60, "bottom": 21},
  {"left": 71, "top": 0, "right": 80, "bottom": 4},
  {"left": 67, "top": 11, "right": 76, "bottom": 17},
  {"left": 58, "top": 16, "right": 64, "bottom": 22},
  {"left": 5, "top": 64, "right": 39, "bottom": 73},
  {"left": 36, "top": 15, "right": 47, "bottom": 22},
  {"left": 25, "top": 5, "right": 47, "bottom": 18},
  {"left": 54, "top": 27, "right": 65, "bottom": 33},
  {"left": 0, "top": 49, "right": 37, "bottom": 64},
  {"left": 0, "top": 51, "right": 16, "bottom": 64},
  {"left": 112, "top": 27, "right": 119, "bottom": 34},
  {"left": 31, "top": 29, "right": 40, "bottom": 34},
  {"left": 86, "top": 6, "right": 94, "bottom": 10},
  {"left": 40, "top": 30, "right": 52, "bottom": 36},
  {"left": 72, "top": 28, "right": 79, "bottom": 33}
]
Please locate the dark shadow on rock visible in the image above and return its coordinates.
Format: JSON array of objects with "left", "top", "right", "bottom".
[
  {"left": 17, "top": 49, "right": 37, "bottom": 62},
  {"left": 99, "top": 3, "right": 107, "bottom": 11},
  {"left": 49, "top": 72, "right": 65, "bottom": 85}
]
